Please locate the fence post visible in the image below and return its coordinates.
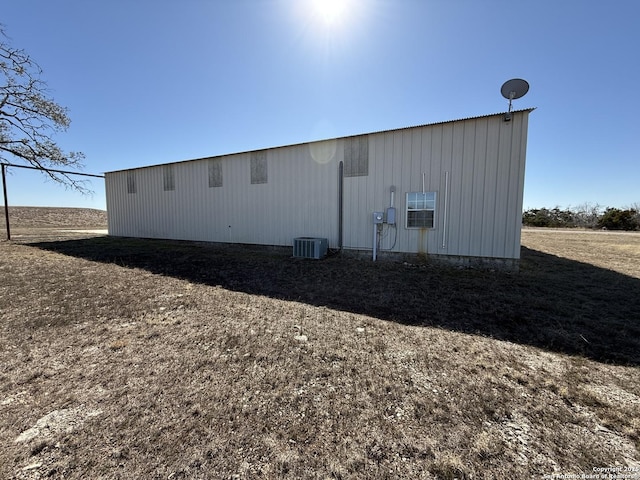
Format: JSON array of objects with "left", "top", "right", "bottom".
[{"left": 1, "top": 164, "right": 10, "bottom": 241}]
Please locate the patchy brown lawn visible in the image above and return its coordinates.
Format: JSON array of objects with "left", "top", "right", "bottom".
[
  {"left": 521, "top": 227, "right": 640, "bottom": 279},
  {"left": 1, "top": 212, "right": 639, "bottom": 479},
  {"left": 0, "top": 206, "right": 107, "bottom": 229}
]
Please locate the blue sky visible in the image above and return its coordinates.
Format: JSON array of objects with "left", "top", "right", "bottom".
[{"left": 2, "top": 0, "right": 639, "bottom": 211}]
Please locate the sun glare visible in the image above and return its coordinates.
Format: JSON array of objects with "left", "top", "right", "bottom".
[
  {"left": 312, "top": 0, "right": 350, "bottom": 27},
  {"left": 293, "top": 0, "right": 368, "bottom": 56}
]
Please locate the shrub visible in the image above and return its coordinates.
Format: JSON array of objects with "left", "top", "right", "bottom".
[
  {"left": 522, "top": 207, "right": 577, "bottom": 228},
  {"left": 597, "top": 208, "right": 639, "bottom": 231},
  {"left": 523, "top": 204, "right": 639, "bottom": 230}
]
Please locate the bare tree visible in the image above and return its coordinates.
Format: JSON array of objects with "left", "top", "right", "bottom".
[
  {"left": 572, "top": 202, "right": 603, "bottom": 228},
  {"left": 628, "top": 202, "right": 640, "bottom": 226},
  {"left": 0, "top": 26, "right": 87, "bottom": 192}
]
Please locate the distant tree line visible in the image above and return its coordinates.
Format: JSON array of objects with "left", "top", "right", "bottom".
[{"left": 522, "top": 204, "right": 640, "bottom": 231}]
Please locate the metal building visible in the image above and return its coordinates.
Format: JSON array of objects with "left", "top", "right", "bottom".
[{"left": 105, "top": 110, "right": 533, "bottom": 267}]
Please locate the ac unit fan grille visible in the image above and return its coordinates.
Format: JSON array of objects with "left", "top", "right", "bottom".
[{"left": 293, "top": 237, "right": 328, "bottom": 259}]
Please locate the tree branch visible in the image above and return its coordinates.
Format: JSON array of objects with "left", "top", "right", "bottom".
[{"left": 0, "top": 24, "right": 88, "bottom": 193}]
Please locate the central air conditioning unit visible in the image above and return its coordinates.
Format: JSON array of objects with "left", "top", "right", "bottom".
[{"left": 293, "top": 237, "right": 328, "bottom": 259}]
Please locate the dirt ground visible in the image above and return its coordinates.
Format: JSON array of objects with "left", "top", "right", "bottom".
[{"left": 1, "top": 210, "right": 639, "bottom": 479}]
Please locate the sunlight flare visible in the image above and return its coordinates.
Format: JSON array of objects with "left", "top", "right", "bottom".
[{"left": 312, "top": 0, "right": 351, "bottom": 27}]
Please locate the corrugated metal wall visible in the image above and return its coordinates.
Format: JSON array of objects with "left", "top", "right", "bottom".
[
  {"left": 106, "top": 143, "right": 340, "bottom": 247},
  {"left": 342, "top": 111, "right": 529, "bottom": 259},
  {"left": 106, "top": 110, "right": 530, "bottom": 259}
]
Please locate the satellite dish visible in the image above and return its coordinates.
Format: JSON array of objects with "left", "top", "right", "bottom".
[{"left": 501, "top": 78, "right": 529, "bottom": 112}]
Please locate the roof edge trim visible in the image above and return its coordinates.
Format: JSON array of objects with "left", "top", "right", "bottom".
[{"left": 106, "top": 108, "right": 536, "bottom": 174}]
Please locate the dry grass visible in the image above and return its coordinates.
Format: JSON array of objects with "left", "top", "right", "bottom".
[
  {"left": 0, "top": 206, "right": 107, "bottom": 229},
  {"left": 0, "top": 206, "right": 108, "bottom": 242},
  {"left": 1, "top": 211, "right": 639, "bottom": 479},
  {"left": 522, "top": 227, "right": 640, "bottom": 278}
]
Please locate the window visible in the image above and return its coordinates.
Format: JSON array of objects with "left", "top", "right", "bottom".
[
  {"left": 163, "top": 164, "right": 175, "bottom": 191},
  {"left": 127, "top": 171, "right": 136, "bottom": 194},
  {"left": 208, "top": 158, "right": 223, "bottom": 187},
  {"left": 251, "top": 151, "right": 267, "bottom": 184},
  {"left": 406, "top": 192, "right": 436, "bottom": 228},
  {"left": 343, "top": 135, "right": 369, "bottom": 177}
]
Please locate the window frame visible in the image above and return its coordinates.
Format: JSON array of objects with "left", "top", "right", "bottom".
[{"left": 405, "top": 191, "right": 437, "bottom": 229}]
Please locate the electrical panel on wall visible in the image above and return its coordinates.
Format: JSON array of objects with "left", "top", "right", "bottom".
[{"left": 386, "top": 207, "right": 396, "bottom": 225}]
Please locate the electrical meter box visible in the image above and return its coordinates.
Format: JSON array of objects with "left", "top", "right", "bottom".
[
  {"left": 373, "top": 211, "right": 384, "bottom": 224},
  {"left": 386, "top": 207, "right": 396, "bottom": 225}
]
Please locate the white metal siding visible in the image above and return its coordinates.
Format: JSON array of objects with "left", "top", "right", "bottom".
[
  {"left": 106, "top": 111, "right": 530, "bottom": 260},
  {"left": 340, "top": 112, "right": 529, "bottom": 258},
  {"left": 107, "top": 144, "right": 340, "bottom": 247}
]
